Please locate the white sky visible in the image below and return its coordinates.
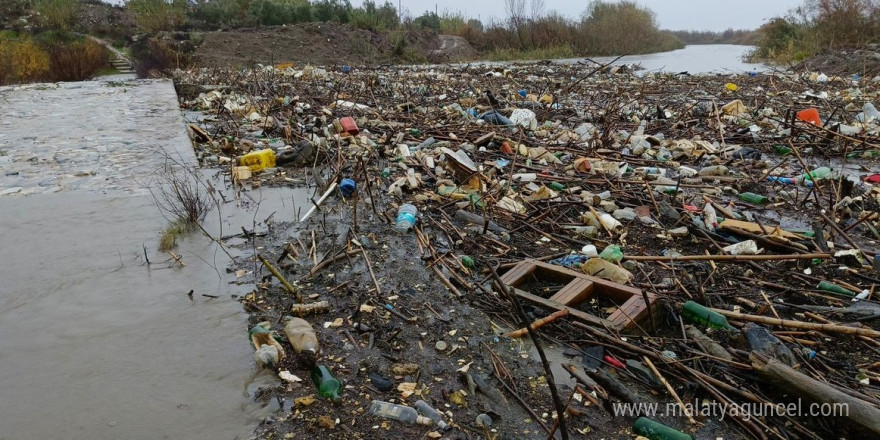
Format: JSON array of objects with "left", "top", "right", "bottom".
[{"left": 363, "top": 0, "right": 805, "bottom": 31}]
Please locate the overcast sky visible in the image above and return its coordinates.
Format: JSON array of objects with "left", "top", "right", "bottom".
[{"left": 358, "top": 0, "right": 804, "bottom": 31}]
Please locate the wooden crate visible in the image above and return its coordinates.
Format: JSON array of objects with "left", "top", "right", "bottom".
[{"left": 500, "top": 259, "right": 656, "bottom": 332}]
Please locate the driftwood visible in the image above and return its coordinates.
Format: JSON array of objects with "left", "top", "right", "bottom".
[
  {"left": 625, "top": 253, "right": 831, "bottom": 262},
  {"left": 586, "top": 367, "right": 652, "bottom": 405},
  {"left": 289, "top": 300, "right": 330, "bottom": 315},
  {"left": 685, "top": 325, "right": 732, "bottom": 360},
  {"left": 711, "top": 308, "right": 880, "bottom": 338},
  {"left": 751, "top": 352, "right": 880, "bottom": 436}
]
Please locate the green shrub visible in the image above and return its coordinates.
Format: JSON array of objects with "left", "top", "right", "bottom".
[{"left": 33, "top": 0, "right": 79, "bottom": 31}]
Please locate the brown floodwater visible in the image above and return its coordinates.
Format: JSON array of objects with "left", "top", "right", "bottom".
[{"left": 0, "top": 77, "right": 317, "bottom": 440}]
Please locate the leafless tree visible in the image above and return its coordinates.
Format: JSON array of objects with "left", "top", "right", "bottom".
[{"left": 530, "top": 0, "right": 544, "bottom": 19}]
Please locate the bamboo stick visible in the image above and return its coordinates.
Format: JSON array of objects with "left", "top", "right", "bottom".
[
  {"left": 258, "top": 254, "right": 303, "bottom": 303},
  {"left": 625, "top": 253, "right": 831, "bottom": 262},
  {"left": 504, "top": 309, "right": 569, "bottom": 338},
  {"left": 711, "top": 308, "right": 880, "bottom": 338}
]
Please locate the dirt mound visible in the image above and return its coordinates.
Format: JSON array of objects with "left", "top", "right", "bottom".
[
  {"left": 793, "top": 45, "right": 880, "bottom": 78},
  {"left": 75, "top": 2, "right": 136, "bottom": 42},
  {"left": 192, "top": 23, "right": 475, "bottom": 67}
]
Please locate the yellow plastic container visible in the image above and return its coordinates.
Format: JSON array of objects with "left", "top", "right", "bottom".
[{"left": 240, "top": 149, "right": 276, "bottom": 172}]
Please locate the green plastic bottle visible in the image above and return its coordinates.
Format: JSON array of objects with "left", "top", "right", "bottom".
[
  {"left": 738, "top": 192, "right": 769, "bottom": 204},
  {"left": 312, "top": 365, "right": 342, "bottom": 401},
  {"left": 633, "top": 417, "right": 694, "bottom": 440},
  {"left": 817, "top": 281, "right": 854, "bottom": 297},
  {"left": 773, "top": 145, "right": 792, "bottom": 156},
  {"left": 802, "top": 166, "right": 831, "bottom": 182},
  {"left": 599, "top": 245, "right": 623, "bottom": 263},
  {"left": 847, "top": 150, "right": 880, "bottom": 159},
  {"left": 681, "top": 301, "right": 735, "bottom": 330},
  {"left": 461, "top": 255, "right": 475, "bottom": 268}
]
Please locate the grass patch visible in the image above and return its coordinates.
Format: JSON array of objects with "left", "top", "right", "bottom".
[
  {"left": 158, "top": 218, "right": 193, "bottom": 252},
  {"left": 96, "top": 66, "right": 121, "bottom": 76}
]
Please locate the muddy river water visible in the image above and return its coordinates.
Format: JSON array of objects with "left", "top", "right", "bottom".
[{"left": 0, "top": 77, "right": 313, "bottom": 439}]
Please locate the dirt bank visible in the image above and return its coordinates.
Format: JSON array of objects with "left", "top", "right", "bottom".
[
  {"left": 192, "top": 23, "right": 473, "bottom": 67},
  {"left": 792, "top": 44, "right": 880, "bottom": 78},
  {"left": 175, "top": 60, "right": 880, "bottom": 440}
]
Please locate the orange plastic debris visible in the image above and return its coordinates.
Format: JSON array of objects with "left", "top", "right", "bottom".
[{"left": 796, "top": 108, "right": 821, "bottom": 126}]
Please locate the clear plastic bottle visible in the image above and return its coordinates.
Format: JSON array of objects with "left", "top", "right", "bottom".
[
  {"left": 414, "top": 400, "right": 450, "bottom": 431},
  {"left": 394, "top": 204, "right": 418, "bottom": 233},
  {"left": 368, "top": 400, "right": 433, "bottom": 425},
  {"left": 284, "top": 318, "right": 318, "bottom": 366}
]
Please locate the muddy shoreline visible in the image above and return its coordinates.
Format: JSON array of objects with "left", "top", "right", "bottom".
[{"left": 176, "top": 61, "right": 880, "bottom": 440}]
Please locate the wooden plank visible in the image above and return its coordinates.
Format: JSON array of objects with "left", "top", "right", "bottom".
[
  {"left": 500, "top": 261, "right": 537, "bottom": 286},
  {"left": 528, "top": 259, "right": 642, "bottom": 302},
  {"left": 608, "top": 293, "right": 657, "bottom": 330},
  {"left": 510, "top": 287, "right": 618, "bottom": 330},
  {"left": 549, "top": 278, "right": 595, "bottom": 305}
]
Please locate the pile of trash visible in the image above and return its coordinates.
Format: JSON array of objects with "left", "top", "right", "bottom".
[{"left": 175, "top": 62, "right": 880, "bottom": 439}]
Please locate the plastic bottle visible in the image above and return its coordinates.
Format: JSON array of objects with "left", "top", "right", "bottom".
[
  {"left": 461, "top": 255, "right": 475, "bottom": 268},
  {"left": 599, "top": 245, "right": 623, "bottom": 263},
  {"left": 312, "top": 365, "right": 342, "bottom": 401},
  {"left": 368, "top": 400, "right": 433, "bottom": 425},
  {"left": 766, "top": 176, "right": 798, "bottom": 185},
  {"left": 681, "top": 301, "right": 735, "bottom": 330},
  {"left": 817, "top": 281, "right": 854, "bottom": 297},
  {"left": 802, "top": 166, "right": 831, "bottom": 182},
  {"left": 394, "top": 204, "right": 418, "bottom": 233},
  {"left": 738, "top": 192, "right": 769, "bottom": 204},
  {"left": 596, "top": 212, "right": 624, "bottom": 234},
  {"left": 698, "top": 165, "right": 729, "bottom": 176},
  {"left": 549, "top": 181, "right": 566, "bottom": 191},
  {"left": 414, "top": 400, "right": 450, "bottom": 431},
  {"left": 284, "top": 318, "right": 318, "bottom": 365},
  {"left": 702, "top": 203, "right": 717, "bottom": 230},
  {"left": 773, "top": 145, "right": 792, "bottom": 156},
  {"left": 339, "top": 178, "right": 357, "bottom": 198},
  {"left": 862, "top": 102, "right": 880, "bottom": 122},
  {"left": 632, "top": 417, "right": 694, "bottom": 440},
  {"left": 416, "top": 137, "right": 436, "bottom": 150}
]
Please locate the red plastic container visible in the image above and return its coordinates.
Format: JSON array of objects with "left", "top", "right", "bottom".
[
  {"left": 796, "top": 108, "right": 821, "bottom": 126},
  {"left": 339, "top": 117, "right": 359, "bottom": 135}
]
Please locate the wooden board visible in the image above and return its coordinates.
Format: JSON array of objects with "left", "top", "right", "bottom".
[{"left": 501, "top": 259, "right": 654, "bottom": 332}]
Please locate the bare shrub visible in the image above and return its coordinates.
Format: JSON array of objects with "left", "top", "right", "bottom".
[{"left": 148, "top": 156, "right": 212, "bottom": 226}]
